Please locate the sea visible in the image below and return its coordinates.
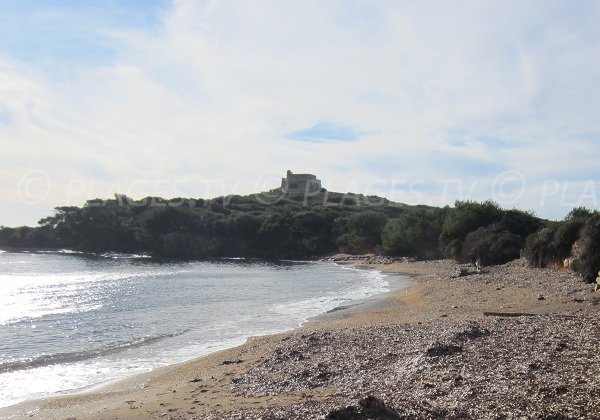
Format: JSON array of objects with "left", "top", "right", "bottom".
[{"left": 0, "top": 250, "right": 399, "bottom": 408}]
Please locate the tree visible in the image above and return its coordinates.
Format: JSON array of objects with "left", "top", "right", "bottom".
[
  {"left": 524, "top": 227, "right": 556, "bottom": 268},
  {"left": 439, "top": 200, "right": 503, "bottom": 258},
  {"left": 571, "top": 213, "right": 600, "bottom": 282},
  {"left": 336, "top": 210, "right": 388, "bottom": 253},
  {"left": 381, "top": 210, "right": 441, "bottom": 258},
  {"left": 462, "top": 226, "right": 522, "bottom": 266}
]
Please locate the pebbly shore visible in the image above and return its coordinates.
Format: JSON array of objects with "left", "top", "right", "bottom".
[
  {"left": 2, "top": 259, "right": 599, "bottom": 419},
  {"left": 199, "top": 259, "right": 600, "bottom": 419}
]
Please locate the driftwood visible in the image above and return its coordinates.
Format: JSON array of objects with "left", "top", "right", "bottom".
[{"left": 483, "top": 311, "right": 537, "bottom": 317}]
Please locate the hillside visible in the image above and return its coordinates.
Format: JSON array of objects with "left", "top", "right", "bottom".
[{"left": 0, "top": 191, "right": 598, "bottom": 281}]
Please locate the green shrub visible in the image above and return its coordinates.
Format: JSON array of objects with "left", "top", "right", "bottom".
[
  {"left": 342, "top": 211, "right": 388, "bottom": 251},
  {"left": 499, "top": 209, "right": 543, "bottom": 238},
  {"left": 439, "top": 200, "right": 503, "bottom": 258},
  {"left": 571, "top": 214, "right": 600, "bottom": 282},
  {"left": 524, "top": 227, "right": 556, "bottom": 268},
  {"left": 551, "top": 219, "right": 583, "bottom": 260},
  {"left": 381, "top": 210, "right": 442, "bottom": 259},
  {"left": 524, "top": 213, "right": 588, "bottom": 269},
  {"left": 461, "top": 226, "right": 522, "bottom": 266}
]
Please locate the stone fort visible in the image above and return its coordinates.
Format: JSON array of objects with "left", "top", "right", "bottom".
[{"left": 280, "top": 170, "right": 322, "bottom": 193}]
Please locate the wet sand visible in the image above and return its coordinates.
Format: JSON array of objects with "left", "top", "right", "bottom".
[{"left": 2, "top": 259, "right": 600, "bottom": 419}]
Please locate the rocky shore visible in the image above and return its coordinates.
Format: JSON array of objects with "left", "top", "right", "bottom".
[
  {"left": 222, "top": 315, "right": 599, "bottom": 419},
  {"left": 321, "top": 254, "right": 417, "bottom": 265},
  {"left": 2, "top": 259, "right": 599, "bottom": 419}
]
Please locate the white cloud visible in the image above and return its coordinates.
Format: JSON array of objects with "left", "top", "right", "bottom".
[{"left": 1, "top": 0, "right": 599, "bottom": 225}]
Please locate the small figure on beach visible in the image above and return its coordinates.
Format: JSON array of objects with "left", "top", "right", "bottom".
[{"left": 475, "top": 257, "right": 482, "bottom": 273}]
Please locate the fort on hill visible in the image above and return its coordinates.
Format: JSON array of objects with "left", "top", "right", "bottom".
[{"left": 280, "top": 170, "right": 322, "bottom": 193}]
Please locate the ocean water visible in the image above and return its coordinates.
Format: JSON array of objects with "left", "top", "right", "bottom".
[{"left": 0, "top": 250, "right": 393, "bottom": 408}]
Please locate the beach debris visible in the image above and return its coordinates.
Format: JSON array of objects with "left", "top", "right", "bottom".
[
  {"left": 451, "top": 267, "right": 471, "bottom": 278},
  {"left": 124, "top": 400, "right": 137, "bottom": 409},
  {"left": 483, "top": 311, "right": 537, "bottom": 317},
  {"left": 537, "top": 294, "right": 545, "bottom": 300},
  {"left": 222, "top": 359, "right": 244, "bottom": 365}
]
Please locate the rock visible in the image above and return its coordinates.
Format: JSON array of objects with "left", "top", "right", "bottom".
[
  {"left": 359, "top": 396, "right": 403, "bottom": 419},
  {"left": 425, "top": 343, "right": 463, "bottom": 357},
  {"left": 325, "top": 396, "right": 402, "bottom": 420},
  {"left": 325, "top": 405, "right": 364, "bottom": 420},
  {"left": 451, "top": 267, "right": 470, "bottom": 278}
]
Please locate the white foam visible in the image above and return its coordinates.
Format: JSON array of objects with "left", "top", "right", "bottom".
[
  {"left": 58, "top": 249, "right": 84, "bottom": 254},
  {"left": 99, "top": 252, "right": 151, "bottom": 259},
  {"left": 37, "top": 249, "right": 85, "bottom": 255},
  {"left": 0, "top": 259, "right": 395, "bottom": 408},
  {"left": 270, "top": 265, "right": 389, "bottom": 325}
]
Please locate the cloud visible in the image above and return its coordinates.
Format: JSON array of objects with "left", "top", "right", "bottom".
[{"left": 1, "top": 0, "right": 600, "bottom": 225}]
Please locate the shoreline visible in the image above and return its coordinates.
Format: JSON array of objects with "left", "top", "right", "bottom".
[
  {"left": 0, "top": 260, "right": 408, "bottom": 419},
  {"left": 2, "top": 259, "right": 600, "bottom": 418}
]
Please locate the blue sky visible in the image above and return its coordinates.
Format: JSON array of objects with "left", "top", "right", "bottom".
[
  {"left": 288, "top": 123, "right": 361, "bottom": 143},
  {"left": 0, "top": 0, "right": 599, "bottom": 226},
  {"left": 0, "top": 1, "right": 169, "bottom": 77}
]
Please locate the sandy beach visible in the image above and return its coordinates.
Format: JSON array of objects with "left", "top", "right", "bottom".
[{"left": 2, "top": 258, "right": 600, "bottom": 419}]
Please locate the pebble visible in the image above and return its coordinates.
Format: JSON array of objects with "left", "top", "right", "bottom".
[{"left": 195, "top": 259, "right": 600, "bottom": 419}]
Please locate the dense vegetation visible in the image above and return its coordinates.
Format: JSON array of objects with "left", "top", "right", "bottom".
[
  {"left": 0, "top": 192, "right": 404, "bottom": 259},
  {"left": 0, "top": 191, "right": 598, "bottom": 281},
  {"left": 524, "top": 207, "right": 600, "bottom": 281}
]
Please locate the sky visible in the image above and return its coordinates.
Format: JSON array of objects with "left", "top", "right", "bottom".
[{"left": 1, "top": 0, "right": 599, "bottom": 226}]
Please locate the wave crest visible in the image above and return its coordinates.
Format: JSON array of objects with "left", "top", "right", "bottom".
[{"left": 0, "top": 329, "right": 189, "bottom": 373}]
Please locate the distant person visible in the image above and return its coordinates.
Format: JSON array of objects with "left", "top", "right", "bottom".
[{"left": 475, "top": 257, "right": 482, "bottom": 273}]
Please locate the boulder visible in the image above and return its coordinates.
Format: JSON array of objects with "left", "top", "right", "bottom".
[{"left": 325, "top": 396, "right": 402, "bottom": 420}]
